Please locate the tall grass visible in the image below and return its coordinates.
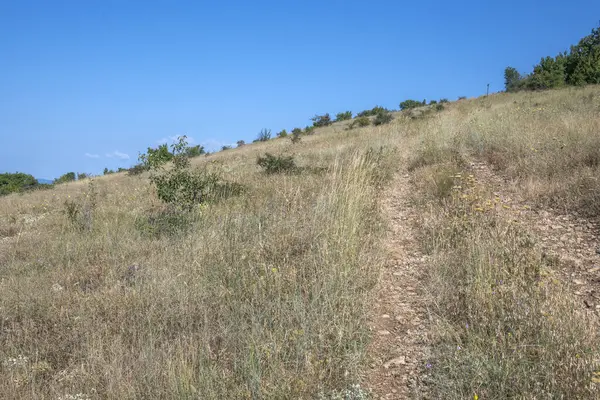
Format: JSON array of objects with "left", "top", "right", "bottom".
[
  {"left": 0, "top": 144, "right": 391, "bottom": 399},
  {"left": 407, "top": 86, "right": 600, "bottom": 398}
]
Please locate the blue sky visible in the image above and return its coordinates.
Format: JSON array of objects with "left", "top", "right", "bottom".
[{"left": 1, "top": 1, "right": 599, "bottom": 179}]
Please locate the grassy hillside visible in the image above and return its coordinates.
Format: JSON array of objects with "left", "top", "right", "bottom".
[{"left": 1, "top": 86, "right": 600, "bottom": 398}]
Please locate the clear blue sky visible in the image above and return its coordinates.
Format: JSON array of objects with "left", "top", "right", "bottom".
[{"left": 1, "top": 1, "right": 599, "bottom": 179}]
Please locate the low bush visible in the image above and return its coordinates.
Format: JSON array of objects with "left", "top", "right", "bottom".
[
  {"left": 237, "top": 140, "right": 246, "bottom": 147},
  {"left": 350, "top": 116, "right": 371, "bottom": 129},
  {"left": 291, "top": 130, "right": 302, "bottom": 144},
  {"left": 335, "top": 111, "right": 353, "bottom": 121},
  {"left": 399, "top": 99, "right": 426, "bottom": 110},
  {"left": 257, "top": 153, "right": 298, "bottom": 174},
  {"left": 373, "top": 112, "right": 393, "bottom": 126},
  {"left": 357, "top": 106, "right": 387, "bottom": 117},
  {"left": 277, "top": 129, "right": 288, "bottom": 138}
]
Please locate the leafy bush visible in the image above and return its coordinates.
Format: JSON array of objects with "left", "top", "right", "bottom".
[
  {"left": 435, "top": 103, "right": 445, "bottom": 111},
  {"left": 335, "top": 111, "right": 352, "bottom": 121},
  {"left": 304, "top": 125, "right": 315, "bottom": 135},
  {"left": 221, "top": 145, "right": 232, "bottom": 151},
  {"left": 0, "top": 172, "right": 39, "bottom": 195},
  {"left": 429, "top": 100, "right": 438, "bottom": 105},
  {"left": 103, "top": 168, "right": 114, "bottom": 175},
  {"left": 54, "top": 172, "right": 76, "bottom": 184},
  {"left": 350, "top": 116, "right": 371, "bottom": 129},
  {"left": 141, "top": 136, "right": 242, "bottom": 211},
  {"left": 373, "top": 111, "right": 393, "bottom": 126},
  {"left": 77, "top": 173, "right": 89, "bottom": 180},
  {"left": 311, "top": 114, "right": 332, "bottom": 127},
  {"left": 458, "top": 96, "right": 467, "bottom": 100},
  {"left": 357, "top": 106, "right": 387, "bottom": 117},
  {"left": 440, "top": 98, "right": 449, "bottom": 103},
  {"left": 277, "top": 129, "right": 288, "bottom": 138},
  {"left": 399, "top": 99, "right": 426, "bottom": 110},
  {"left": 139, "top": 144, "right": 173, "bottom": 169},
  {"left": 257, "top": 153, "right": 298, "bottom": 174},
  {"left": 256, "top": 128, "right": 271, "bottom": 142}
]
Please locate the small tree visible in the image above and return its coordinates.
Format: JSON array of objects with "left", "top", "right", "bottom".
[
  {"left": 256, "top": 128, "right": 271, "bottom": 142},
  {"left": 221, "top": 145, "right": 232, "bottom": 151},
  {"left": 77, "top": 173, "right": 89, "bottom": 180},
  {"left": 54, "top": 172, "right": 76, "bottom": 184},
  {"left": 311, "top": 114, "right": 332, "bottom": 127},
  {"left": 335, "top": 111, "right": 352, "bottom": 121},
  {"left": 139, "top": 144, "right": 173, "bottom": 169},
  {"left": 290, "top": 130, "right": 302, "bottom": 144},
  {"left": 237, "top": 140, "right": 246, "bottom": 147},
  {"left": 185, "top": 145, "right": 205, "bottom": 158},
  {"left": 504, "top": 66, "right": 524, "bottom": 92}
]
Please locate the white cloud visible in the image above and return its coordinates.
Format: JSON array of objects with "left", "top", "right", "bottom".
[
  {"left": 157, "top": 135, "right": 195, "bottom": 145},
  {"left": 201, "top": 139, "right": 236, "bottom": 151},
  {"left": 85, "top": 153, "right": 100, "bottom": 159},
  {"left": 105, "top": 150, "right": 130, "bottom": 160}
]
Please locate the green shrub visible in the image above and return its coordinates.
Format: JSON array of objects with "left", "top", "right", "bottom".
[
  {"left": 256, "top": 128, "right": 271, "bottom": 142},
  {"left": 77, "top": 173, "right": 89, "bottom": 180},
  {"left": 335, "top": 111, "right": 352, "bottom": 121},
  {"left": 0, "top": 172, "right": 38, "bottom": 195},
  {"left": 103, "top": 168, "right": 114, "bottom": 175},
  {"left": 304, "top": 125, "right": 315, "bottom": 135},
  {"left": 277, "top": 129, "right": 288, "bottom": 138},
  {"left": 237, "top": 140, "right": 245, "bottom": 147},
  {"left": 141, "top": 136, "right": 242, "bottom": 211},
  {"left": 311, "top": 114, "right": 332, "bottom": 127},
  {"left": 440, "top": 98, "right": 449, "bottom": 103},
  {"left": 257, "top": 153, "right": 298, "bottom": 174},
  {"left": 435, "top": 103, "right": 445, "bottom": 111},
  {"left": 373, "top": 112, "right": 393, "bottom": 126},
  {"left": 139, "top": 144, "right": 173, "bottom": 169},
  {"left": 357, "top": 106, "right": 387, "bottom": 117},
  {"left": 221, "top": 145, "right": 232, "bottom": 151},
  {"left": 350, "top": 116, "right": 371, "bottom": 129},
  {"left": 399, "top": 99, "right": 425, "bottom": 110},
  {"left": 290, "top": 130, "right": 302, "bottom": 144},
  {"left": 429, "top": 100, "right": 438, "bottom": 105},
  {"left": 458, "top": 96, "right": 467, "bottom": 100},
  {"left": 54, "top": 172, "right": 76, "bottom": 184}
]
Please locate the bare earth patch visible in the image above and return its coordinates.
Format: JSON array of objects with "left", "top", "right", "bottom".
[{"left": 363, "top": 171, "right": 431, "bottom": 399}]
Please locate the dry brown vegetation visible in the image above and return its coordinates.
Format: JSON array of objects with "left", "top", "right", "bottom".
[{"left": 1, "top": 85, "right": 600, "bottom": 399}]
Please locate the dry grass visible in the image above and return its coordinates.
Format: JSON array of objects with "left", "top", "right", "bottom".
[
  {"left": 2, "top": 85, "right": 600, "bottom": 399},
  {"left": 408, "top": 86, "right": 600, "bottom": 398},
  {"left": 0, "top": 132, "right": 397, "bottom": 398}
]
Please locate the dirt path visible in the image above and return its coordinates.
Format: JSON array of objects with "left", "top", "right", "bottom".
[
  {"left": 469, "top": 160, "right": 600, "bottom": 315},
  {"left": 363, "top": 172, "right": 431, "bottom": 399}
]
